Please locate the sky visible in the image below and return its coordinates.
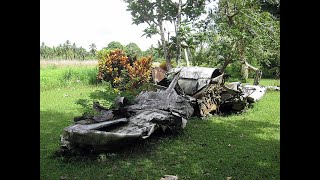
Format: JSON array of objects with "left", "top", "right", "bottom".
[
  {"left": 40, "top": 0, "right": 164, "bottom": 51},
  {"left": 40, "top": 0, "right": 218, "bottom": 51}
]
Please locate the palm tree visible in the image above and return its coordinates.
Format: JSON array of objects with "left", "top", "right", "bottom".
[
  {"left": 89, "top": 43, "right": 97, "bottom": 57},
  {"left": 79, "top": 47, "right": 86, "bottom": 60},
  {"left": 40, "top": 42, "right": 46, "bottom": 59},
  {"left": 72, "top": 43, "right": 77, "bottom": 59},
  {"left": 63, "top": 40, "right": 71, "bottom": 59}
]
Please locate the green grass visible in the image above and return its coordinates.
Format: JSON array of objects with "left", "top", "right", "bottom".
[
  {"left": 226, "top": 78, "right": 280, "bottom": 87},
  {"left": 246, "top": 78, "right": 280, "bottom": 86},
  {"left": 40, "top": 67, "right": 280, "bottom": 179},
  {"left": 40, "top": 66, "right": 99, "bottom": 91}
]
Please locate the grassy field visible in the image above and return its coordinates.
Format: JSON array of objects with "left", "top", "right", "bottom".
[
  {"left": 40, "top": 66, "right": 100, "bottom": 91},
  {"left": 40, "top": 66, "right": 280, "bottom": 179}
]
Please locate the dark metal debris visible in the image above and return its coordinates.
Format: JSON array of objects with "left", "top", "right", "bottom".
[
  {"left": 61, "top": 71, "right": 193, "bottom": 151},
  {"left": 60, "top": 66, "right": 274, "bottom": 152}
]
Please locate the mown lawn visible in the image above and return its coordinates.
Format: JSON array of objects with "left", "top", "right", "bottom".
[{"left": 40, "top": 67, "right": 280, "bottom": 179}]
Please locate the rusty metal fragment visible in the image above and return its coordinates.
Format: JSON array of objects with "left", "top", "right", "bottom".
[{"left": 152, "top": 67, "right": 166, "bottom": 84}]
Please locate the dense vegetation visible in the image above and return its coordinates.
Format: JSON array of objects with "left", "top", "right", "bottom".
[
  {"left": 40, "top": 41, "right": 145, "bottom": 61},
  {"left": 40, "top": 41, "right": 97, "bottom": 60},
  {"left": 97, "top": 49, "right": 153, "bottom": 91},
  {"left": 123, "top": 0, "right": 280, "bottom": 80}
]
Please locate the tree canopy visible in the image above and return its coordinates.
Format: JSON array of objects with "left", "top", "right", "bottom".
[
  {"left": 107, "top": 41, "right": 124, "bottom": 50},
  {"left": 124, "top": 0, "right": 207, "bottom": 69}
]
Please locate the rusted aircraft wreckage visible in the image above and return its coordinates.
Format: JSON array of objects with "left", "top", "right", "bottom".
[{"left": 60, "top": 67, "right": 278, "bottom": 151}]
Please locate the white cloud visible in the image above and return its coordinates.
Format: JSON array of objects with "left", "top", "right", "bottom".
[{"left": 40, "top": 0, "right": 160, "bottom": 51}]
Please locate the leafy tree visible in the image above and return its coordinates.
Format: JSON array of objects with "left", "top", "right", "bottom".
[
  {"left": 89, "top": 43, "right": 97, "bottom": 56},
  {"left": 78, "top": 47, "right": 87, "bottom": 60},
  {"left": 40, "top": 42, "right": 48, "bottom": 59},
  {"left": 124, "top": 42, "right": 142, "bottom": 58},
  {"left": 124, "top": 0, "right": 207, "bottom": 70},
  {"left": 142, "top": 45, "right": 163, "bottom": 62},
  {"left": 210, "top": 0, "right": 279, "bottom": 82},
  {"left": 260, "top": 0, "right": 280, "bottom": 19},
  {"left": 107, "top": 41, "right": 124, "bottom": 50},
  {"left": 71, "top": 43, "right": 77, "bottom": 59}
]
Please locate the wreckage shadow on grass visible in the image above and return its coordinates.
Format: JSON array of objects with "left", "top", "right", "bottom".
[
  {"left": 215, "top": 103, "right": 255, "bottom": 117},
  {"left": 53, "top": 127, "right": 185, "bottom": 162},
  {"left": 42, "top": 108, "right": 279, "bottom": 178}
]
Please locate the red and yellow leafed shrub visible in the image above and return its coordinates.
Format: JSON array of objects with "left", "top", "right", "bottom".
[
  {"left": 97, "top": 49, "right": 152, "bottom": 90},
  {"left": 126, "top": 56, "right": 152, "bottom": 89},
  {"left": 97, "top": 49, "right": 129, "bottom": 86}
]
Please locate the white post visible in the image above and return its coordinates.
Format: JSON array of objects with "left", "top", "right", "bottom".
[{"left": 184, "top": 48, "right": 190, "bottom": 67}]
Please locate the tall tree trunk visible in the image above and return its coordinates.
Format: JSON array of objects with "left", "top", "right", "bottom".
[
  {"left": 220, "top": 56, "right": 231, "bottom": 73},
  {"left": 253, "top": 70, "right": 262, "bottom": 85},
  {"left": 237, "top": 42, "right": 250, "bottom": 83},
  {"left": 241, "top": 60, "right": 261, "bottom": 85},
  {"left": 159, "top": 19, "right": 172, "bottom": 70},
  {"left": 241, "top": 61, "right": 249, "bottom": 83},
  {"left": 175, "top": 0, "right": 182, "bottom": 66},
  {"left": 245, "top": 61, "right": 262, "bottom": 85}
]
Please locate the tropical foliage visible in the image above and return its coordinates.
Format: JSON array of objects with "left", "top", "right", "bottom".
[
  {"left": 40, "top": 41, "right": 96, "bottom": 60},
  {"left": 124, "top": 0, "right": 207, "bottom": 70},
  {"left": 124, "top": 0, "right": 280, "bottom": 79},
  {"left": 97, "top": 49, "right": 153, "bottom": 90}
]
